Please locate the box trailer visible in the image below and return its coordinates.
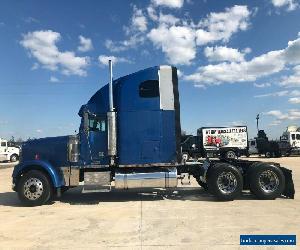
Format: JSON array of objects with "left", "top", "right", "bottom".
[
  {"left": 181, "top": 126, "right": 248, "bottom": 160},
  {"left": 12, "top": 64, "right": 295, "bottom": 206}
]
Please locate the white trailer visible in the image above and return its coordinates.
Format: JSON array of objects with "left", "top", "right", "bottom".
[{"left": 0, "top": 138, "right": 20, "bottom": 162}]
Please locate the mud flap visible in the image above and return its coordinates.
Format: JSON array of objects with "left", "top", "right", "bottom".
[{"left": 280, "top": 167, "right": 295, "bottom": 199}]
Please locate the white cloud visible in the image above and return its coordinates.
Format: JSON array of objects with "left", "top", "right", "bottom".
[
  {"left": 204, "top": 46, "right": 248, "bottom": 62},
  {"left": 269, "top": 120, "right": 282, "bottom": 126},
  {"left": 152, "top": 0, "right": 184, "bottom": 8},
  {"left": 271, "top": 0, "right": 299, "bottom": 11},
  {"left": 289, "top": 97, "right": 300, "bottom": 104},
  {"left": 158, "top": 13, "right": 180, "bottom": 25},
  {"left": 254, "top": 90, "right": 289, "bottom": 98},
  {"left": 31, "top": 63, "right": 39, "bottom": 71},
  {"left": 265, "top": 109, "right": 300, "bottom": 125},
  {"left": 98, "top": 55, "right": 132, "bottom": 66},
  {"left": 148, "top": 24, "right": 196, "bottom": 65},
  {"left": 254, "top": 82, "right": 271, "bottom": 88},
  {"left": 177, "top": 69, "right": 183, "bottom": 78},
  {"left": 107, "top": 5, "right": 251, "bottom": 67},
  {"left": 185, "top": 36, "right": 300, "bottom": 86},
  {"left": 255, "top": 89, "right": 300, "bottom": 98},
  {"left": 105, "top": 35, "right": 145, "bottom": 52},
  {"left": 50, "top": 76, "right": 59, "bottom": 82},
  {"left": 78, "top": 35, "right": 93, "bottom": 52},
  {"left": 196, "top": 5, "right": 251, "bottom": 45},
  {"left": 132, "top": 6, "right": 147, "bottom": 32},
  {"left": 280, "top": 65, "right": 300, "bottom": 87},
  {"left": 20, "top": 30, "right": 89, "bottom": 76},
  {"left": 36, "top": 129, "right": 43, "bottom": 133}
]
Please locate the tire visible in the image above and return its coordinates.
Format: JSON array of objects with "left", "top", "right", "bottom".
[
  {"left": 17, "top": 170, "right": 53, "bottom": 206},
  {"left": 225, "top": 150, "right": 236, "bottom": 159},
  {"left": 196, "top": 177, "right": 208, "bottom": 190},
  {"left": 249, "top": 164, "right": 285, "bottom": 200},
  {"left": 10, "top": 154, "right": 19, "bottom": 162},
  {"left": 265, "top": 152, "right": 271, "bottom": 158},
  {"left": 207, "top": 163, "right": 243, "bottom": 201}
]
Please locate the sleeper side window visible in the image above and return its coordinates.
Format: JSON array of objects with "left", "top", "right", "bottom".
[
  {"left": 139, "top": 80, "right": 159, "bottom": 98},
  {"left": 88, "top": 117, "right": 106, "bottom": 132},
  {"left": 291, "top": 134, "right": 296, "bottom": 140}
]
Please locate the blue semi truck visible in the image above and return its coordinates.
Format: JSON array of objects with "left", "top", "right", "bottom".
[{"left": 12, "top": 63, "right": 295, "bottom": 206}]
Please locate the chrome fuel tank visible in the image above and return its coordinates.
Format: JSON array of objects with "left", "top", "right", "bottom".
[{"left": 115, "top": 167, "right": 177, "bottom": 189}]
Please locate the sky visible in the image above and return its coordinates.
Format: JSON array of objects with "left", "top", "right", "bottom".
[{"left": 0, "top": 0, "right": 300, "bottom": 140}]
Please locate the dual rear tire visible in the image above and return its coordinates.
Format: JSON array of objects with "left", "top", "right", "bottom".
[
  {"left": 206, "top": 162, "right": 285, "bottom": 201},
  {"left": 248, "top": 163, "right": 285, "bottom": 200},
  {"left": 207, "top": 163, "right": 243, "bottom": 201}
]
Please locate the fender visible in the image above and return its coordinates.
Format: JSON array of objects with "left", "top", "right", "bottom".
[{"left": 12, "top": 160, "right": 65, "bottom": 188}]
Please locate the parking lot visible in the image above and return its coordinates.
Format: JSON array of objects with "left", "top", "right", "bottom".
[{"left": 0, "top": 157, "right": 299, "bottom": 249}]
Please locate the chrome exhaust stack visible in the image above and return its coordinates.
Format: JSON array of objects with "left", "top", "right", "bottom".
[
  {"left": 107, "top": 60, "right": 117, "bottom": 165},
  {"left": 115, "top": 167, "right": 178, "bottom": 189}
]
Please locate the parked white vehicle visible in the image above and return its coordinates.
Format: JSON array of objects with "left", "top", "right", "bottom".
[
  {"left": 0, "top": 138, "right": 20, "bottom": 162},
  {"left": 280, "top": 126, "right": 300, "bottom": 148}
]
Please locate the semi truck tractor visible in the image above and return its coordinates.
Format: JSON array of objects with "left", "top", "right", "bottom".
[
  {"left": 181, "top": 126, "right": 248, "bottom": 160},
  {"left": 0, "top": 138, "right": 19, "bottom": 162},
  {"left": 12, "top": 63, "right": 295, "bottom": 206}
]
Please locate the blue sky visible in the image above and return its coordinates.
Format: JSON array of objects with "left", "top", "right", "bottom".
[{"left": 0, "top": 0, "right": 300, "bottom": 140}]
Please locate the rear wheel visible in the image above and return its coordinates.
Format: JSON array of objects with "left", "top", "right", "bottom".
[
  {"left": 17, "top": 170, "right": 53, "bottom": 206},
  {"left": 207, "top": 163, "right": 243, "bottom": 201},
  {"left": 249, "top": 164, "right": 285, "bottom": 200}
]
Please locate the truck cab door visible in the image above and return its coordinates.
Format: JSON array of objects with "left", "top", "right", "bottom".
[{"left": 87, "top": 115, "right": 109, "bottom": 165}]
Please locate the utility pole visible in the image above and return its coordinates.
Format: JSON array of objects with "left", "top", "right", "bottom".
[{"left": 256, "top": 114, "right": 259, "bottom": 131}]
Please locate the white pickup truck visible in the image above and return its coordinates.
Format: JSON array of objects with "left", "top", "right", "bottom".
[{"left": 0, "top": 138, "right": 20, "bottom": 162}]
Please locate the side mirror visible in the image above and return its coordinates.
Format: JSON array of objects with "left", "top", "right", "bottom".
[{"left": 83, "top": 112, "right": 89, "bottom": 133}]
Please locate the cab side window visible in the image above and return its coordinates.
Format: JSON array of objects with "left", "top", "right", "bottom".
[
  {"left": 139, "top": 80, "right": 159, "bottom": 98},
  {"left": 291, "top": 134, "right": 296, "bottom": 140},
  {"left": 88, "top": 117, "right": 106, "bottom": 132},
  {"left": 1, "top": 142, "right": 6, "bottom": 147}
]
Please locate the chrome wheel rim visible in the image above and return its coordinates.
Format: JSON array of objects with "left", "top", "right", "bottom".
[
  {"left": 24, "top": 178, "right": 43, "bottom": 200},
  {"left": 11, "top": 156, "right": 17, "bottom": 162},
  {"left": 217, "top": 172, "right": 237, "bottom": 194},
  {"left": 259, "top": 170, "right": 279, "bottom": 193}
]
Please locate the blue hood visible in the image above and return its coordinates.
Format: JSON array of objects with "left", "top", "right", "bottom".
[{"left": 22, "top": 136, "right": 70, "bottom": 167}]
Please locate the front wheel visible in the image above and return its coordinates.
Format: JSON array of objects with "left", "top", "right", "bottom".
[
  {"left": 207, "top": 163, "right": 243, "bottom": 201},
  {"left": 17, "top": 170, "right": 53, "bottom": 206},
  {"left": 10, "top": 154, "right": 19, "bottom": 162}
]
